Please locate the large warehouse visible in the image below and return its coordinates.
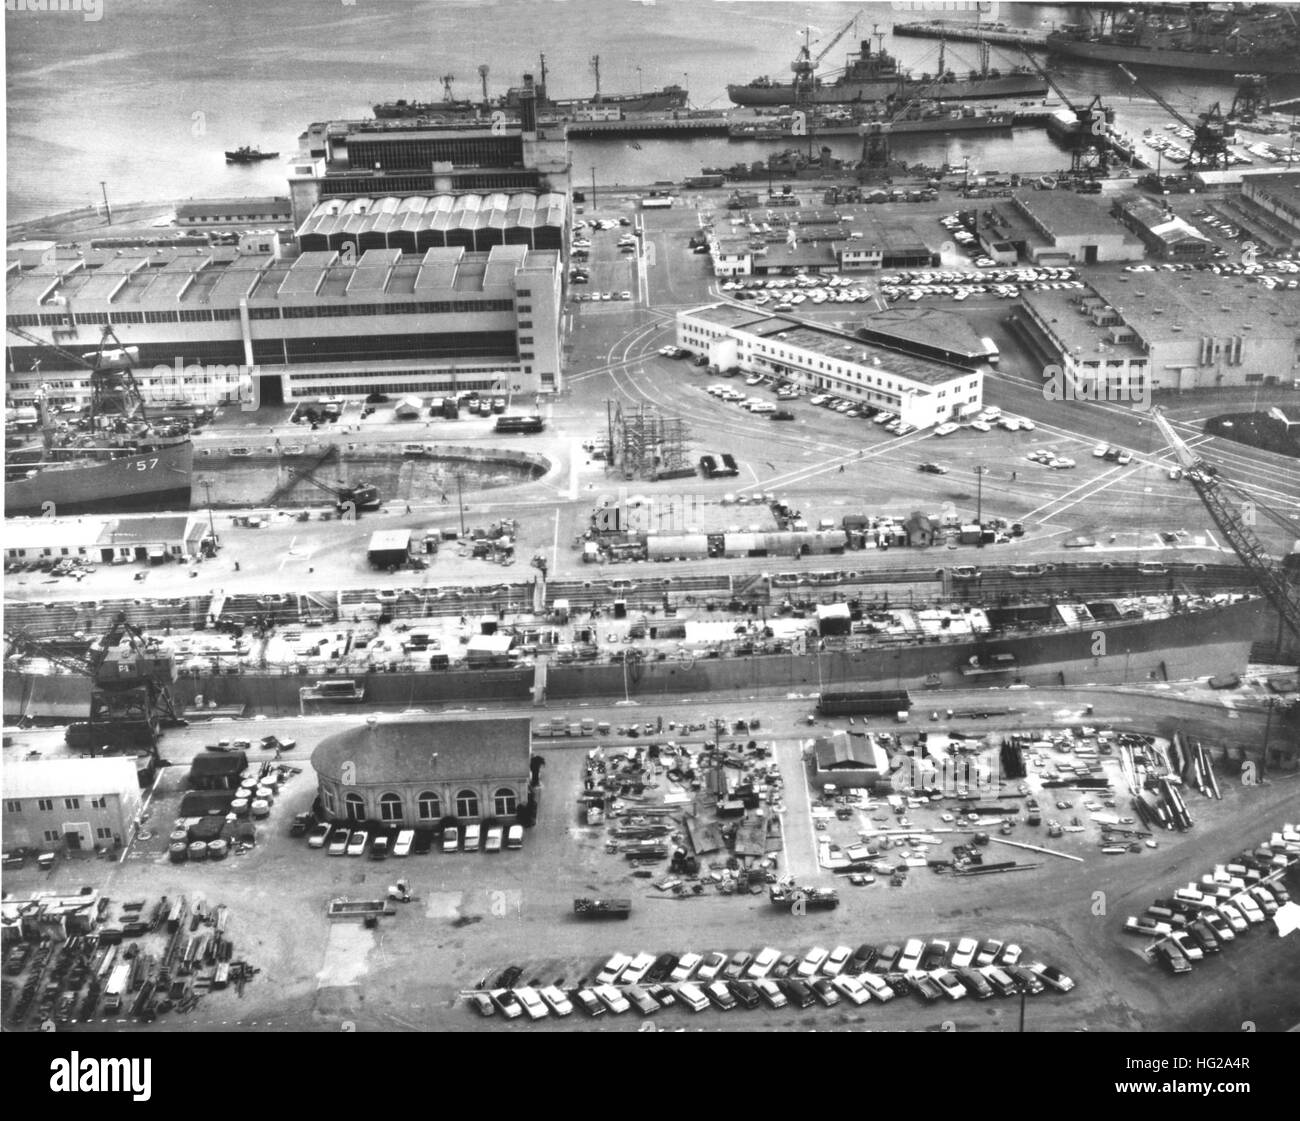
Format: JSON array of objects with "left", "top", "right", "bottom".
[
  {"left": 676, "top": 303, "right": 982, "bottom": 429},
  {"left": 5, "top": 235, "right": 564, "bottom": 405},
  {"left": 1013, "top": 272, "right": 1300, "bottom": 393},
  {"left": 310, "top": 714, "right": 534, "bottom": 828}
]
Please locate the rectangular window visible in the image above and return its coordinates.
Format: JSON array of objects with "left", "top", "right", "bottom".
[
  {"left": 38, "top": 798, "right": 54, "bottom": 812},
  {"left": 64, "top": 797, "right": 80, "bottom": 810},
  {"left": 96, "top": 827, "right": 113, "bottom": 841},
  {"left": 44, "top": 830, "right": 62, "bottom": 843},
  {"left": 4, "top": 800, "right": 20, "bottom": 813},
  {"left": 91, "top": 796, "right": 108, "bottom": 809}
]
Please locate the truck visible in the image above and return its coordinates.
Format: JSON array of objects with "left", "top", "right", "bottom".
[
  {"left": 573, "top": 898, "right": 632, "bottom": 920},
  {"left": 769, "top": 885, "right": 839, "bottom": 911},
  {"left": 103, "top": 964, "right": 131, "bottom": 1014}
]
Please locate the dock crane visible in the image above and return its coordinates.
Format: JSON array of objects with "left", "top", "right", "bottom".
[
  {"left": 294, "top": 470, "right": 381, "bottom": 513},
  {"left": 1151, "top": 408, "right": 1300, "bottom": 648},
  {"left": 790, "top": 9, "right": 864, "bottom": 103},
  {"left": 1018, "top": 47, "right": 1113, "bottom": 179},
  {"left": 5, "top": 613, "right": 185, "bottom": 760},
  {"left": 1118, "top": 64, "right": 1233, "bottom": 170},
  {"left": 6, "top": 323, "right": 147, "bottom": 422}
]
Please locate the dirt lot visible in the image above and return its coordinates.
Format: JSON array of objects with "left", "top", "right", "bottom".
[{"left": 5, "top": 690, "right": 1297, "bottom": 1034}]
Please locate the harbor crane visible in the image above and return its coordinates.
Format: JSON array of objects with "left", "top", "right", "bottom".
[
  {"left": 789, "top": 9, "right": 864, "bottom": 103},
  {"left": 5, "top": 613, "right": 185, "bottom": 760},
  {"left": 1118, "top": 64, "right": 1232, "bottom": 170},
  {"left": 1151, "top": 408, "right": 1300, "bottom": 648},
  {"left": 1018, "top": 47, "right": 1113, "bottom": 178}
]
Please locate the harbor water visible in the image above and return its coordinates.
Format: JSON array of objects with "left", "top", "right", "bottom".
[{"left": 7, "top": 0, "right": 1300, "bottom": 225}]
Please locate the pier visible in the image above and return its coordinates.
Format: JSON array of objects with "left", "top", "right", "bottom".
[
  {"left": 565, "top": 116, "right": 729, "bottom": 139},
  {"left": 892, "top": 19, "right": 1049, "bottom": 49}
]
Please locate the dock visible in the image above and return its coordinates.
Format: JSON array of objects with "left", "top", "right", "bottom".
[
  {"left": 892, "top": 20, "right": 1049, "bottom": 48},
  {"left": 565, "top": 116, "right": 729, "bottom": 139}
]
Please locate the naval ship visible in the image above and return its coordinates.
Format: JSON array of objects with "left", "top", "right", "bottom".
[
  {"left": 1046, "top": 4, "right": 1300, "bottom": 75},
  {"left": 5, "top": 329, "right": 194, "bottom": 518},
  {"left": 728, "top": 32, "right": 1046, "bottom": 107}
]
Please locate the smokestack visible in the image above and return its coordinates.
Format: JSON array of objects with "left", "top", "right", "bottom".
[{"left": 519, "top": 73, "right": 537, "bottom": 133}]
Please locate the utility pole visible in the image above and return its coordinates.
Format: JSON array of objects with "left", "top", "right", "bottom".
[
  {"left": 590, "top": 166, "right": 597, "bottom": 209},
  {"left": 975, "top": 465, "right": 986, "bottom": 538},
  {"left": 100, "top": 181, "right": 113, "bottom": 226},
  {"left": 455, "top": 470, "right": 466, "bottom": 537}
]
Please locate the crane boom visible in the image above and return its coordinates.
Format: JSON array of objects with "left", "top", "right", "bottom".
[
  {"left": 815, "top": 8, "right": 862, "bottom": 65},
  {"left": 1151, "top": 408, "right": 1300, "bottom": 644}
]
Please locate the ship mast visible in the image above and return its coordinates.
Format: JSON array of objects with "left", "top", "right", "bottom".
[{"left": 591, "top": 54, "right": 601, "bottom": 104}]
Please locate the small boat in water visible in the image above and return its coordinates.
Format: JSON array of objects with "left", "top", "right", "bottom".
[{"left": 225, "top": 145, "right": 278, "bottom": 164}]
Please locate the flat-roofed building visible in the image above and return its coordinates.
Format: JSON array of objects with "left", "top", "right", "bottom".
[
  {"left": 1239, "top": 172, "right": 1300, "bottom": 250},
  {"left": 175, "top": 197, "right": 293, "bottom": 228},
  {"left": 3, "top": 757, "right": 142, "bottom": 854},
  {"left": 1005, "top": 191, "right": 1144, "bottom": 264},
  {"left": 1013, "top": 272, "right": 1300, "bottom": 393},
  {"left": 677, "top": 303, "right": 982, "bottom": 429}
]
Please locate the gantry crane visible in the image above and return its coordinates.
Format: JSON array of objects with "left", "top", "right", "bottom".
[
  {"left": 6, "top": 323, "right": 147, "bottom": 424},
  {"left": 5, "top": 613, "right": 184, "bottom": 758},
  {"left": 1020, "top": 47, "right": 1113, "bottom": 178},
  {"left": 1151, "top": 408, "right": 1300, "bottom": 647},
  {"left": 1118, "top": 64, "right": 1233, "bottom": 170}
]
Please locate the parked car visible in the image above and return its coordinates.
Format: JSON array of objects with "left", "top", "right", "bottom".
[
  {"left": 797, "top": 946, "right": 830, "bottom": 977},
  {"left": 626, "top": 985, "right": 660, "bottom": 1016},
  {"left": 723, "top": 951, "right": 754, "bottom": 981},
  {"left": 810, "top": 978, "right": 841, "bottom": 1007},
  {"left": 755, "top": 979, "right": 788, "bottom": 1008},
  {"left": 594, "top": 984, "right": 631, "bottom": 1015},
  {"left": 951, "top": 937, "right": 979, "bottom": 968},
  {"left": 831, "top": 974, "right": 871, "bottom": 1005},
  {"left": 697, "top": 951, "right": 728, "bottom": 981},
  {"left": 748, "top": 947, "right": 781, "bottom": 979},
  {"left": 621, "top": 951, "right": 657, "bottom": 986},
  {"left": 345, "top": 830, "right": 368, "bottom": 857},
  {"left": 1026, "top": 961, "right": 1075, "bottom": 992},
  {"left": 573, "top": 988, "right": 605, "bottom": 1017},
  {"left": 706, "top": 980, "right": 738, "bottom": 1010},
  {"left": 539, "top": 985, "right": 574, "bottom": 1016},
  {"left": 670, "top": 952, "right": 702, "bottom": 982},
  {"left": 514, "top": 987, "right": 549, "bottom": 1020},
  {"left": 489, "top": 989, "right": 524, "bottom": 1019},
  {"left": 823, "top": 945, "right": 853, "bottom": 977},
  {"left": 307, "top": 822, "right": 332, "bottom": 849},
  {"left": 779, "top": 978, "right": 815, "bottom": 1008}
]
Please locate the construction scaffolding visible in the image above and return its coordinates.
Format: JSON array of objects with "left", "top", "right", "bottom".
[{"left": 606, "top": 401, "right": 691, "bottom": 481}]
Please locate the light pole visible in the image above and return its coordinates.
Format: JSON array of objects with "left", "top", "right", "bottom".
[
  {"left": 962, "top": 156, "right": 971, "bottom": 198},
  {"left": 974, "top": 465, "right": 986, "bottom": 537},
  {"left": 454, "top": 470, "right": 466, "bottom": 537},
  {"left": 636, "top": 67, "right": 642, "bottom": 96},
  {"left": 100, "top": 181, "right": 112, "bottom": 226},
  {"left": 590, "top": 166, "right": 597, "bottom": 210}
]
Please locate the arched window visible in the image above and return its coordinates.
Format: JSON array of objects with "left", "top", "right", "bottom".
[
  {"left": 493, "top": 787, "right": 518, "bottom": 817},
  {"left": 379, "top": 793, "right": 403, "bottom": 823},
  {"left": 455, "top": 789, "right": 479, "bottom": 819},
  {"left": 344, "top": 793, "right": 366, "bottom": 822},
  {"left": 417, "top": 791, "right": 441, "bottom": 820}
]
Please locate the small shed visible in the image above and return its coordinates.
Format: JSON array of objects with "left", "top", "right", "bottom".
[
  {"left": 816, "top": 602, "right": 852, "bottom": 637},
  {"left": 809, "top": 730, "right": 889, "bottom": 790},
  {"left": 394, "top": 395, "right": 424, "bottom": 420}
]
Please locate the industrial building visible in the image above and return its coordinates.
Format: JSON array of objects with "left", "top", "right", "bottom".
[
  {"left": 1237, "top": 173, "right": 1300, "bottom": 251},
  {"left": 708, "top": 213, "right": 934, "bottom": 277},
  {"left": 175, "top": 197, "right": 293, "bottom": 228},
  {"left": 6, "top": 102, "right": 571, "bottom": 405},
  {"left": 807, "top": 730, "right": 889, "bottom": 791},
  {"left": 676, "top": 303, "right": 982, "bottom": 429},
  {"left": 2, "top": 757, "right": 142, "bottom": 854},
  {"left": 988, "top": 191, "right": 1145, "bottom": 265},
  {"left": 1012, "top": 272, "right": 1300, "bottom": 393},
  {"left": 310, "top": 713, "right": 533, "bottom": 827},
  {"left": 5, "top": 237, "right": 564, "bottom": 405},
  {"left": 1112, "top": 197, "right": 1214, "bottom": 261},
  {"left": 3, "top": 514, "right": 208, "bottom": 566}
]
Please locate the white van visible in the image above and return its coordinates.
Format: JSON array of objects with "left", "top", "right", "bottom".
[
  {"left": 463, "top": 823, "right": 482, "bottom": 852},
  {"left": 675, "top": 982, "right": 710, "bottom": 1013}
]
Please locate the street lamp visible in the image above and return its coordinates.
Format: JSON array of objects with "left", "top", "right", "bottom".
[
  {"left": 590, "top": 165, "right": 597, "bottom": 210},
  {"left": 636, "top": 66, "right": 642, "bottom": 96},
  {"left": 974, "top": 465, "right": 987, "bottom": 538},
  {"left": 454, "top": 470, "right": 466, "bottom": 537}
]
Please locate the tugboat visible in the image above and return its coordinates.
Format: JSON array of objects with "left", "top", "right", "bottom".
[{"left": 225, "top": 145, "right": 279, "bottom": 164}]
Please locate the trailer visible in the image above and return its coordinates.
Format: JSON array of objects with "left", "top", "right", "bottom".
[
  {"left": 573, "top": 898, "right": 632, "bottom": 920},
  {"left": 817, "top": 689, "right": 912, "bottom": 717},
  {"left": 769, "top": 885, "right": 839, "bottom": 910}
]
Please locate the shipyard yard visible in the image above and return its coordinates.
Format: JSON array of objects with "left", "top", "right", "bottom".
[{"left": 4, "top": 1, "right": 1300, "bottom": 1061}]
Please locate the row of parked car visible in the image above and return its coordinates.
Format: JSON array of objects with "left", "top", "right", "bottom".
[
  {"left": 1125, "top": 825, "right": 1298, "bottom": 975},
  {"left": 467, "top": 939, "right": 1076, "bottom": 1019},
  {"left": 304, "top": 820, "right": 523, "bottom": 857}
]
